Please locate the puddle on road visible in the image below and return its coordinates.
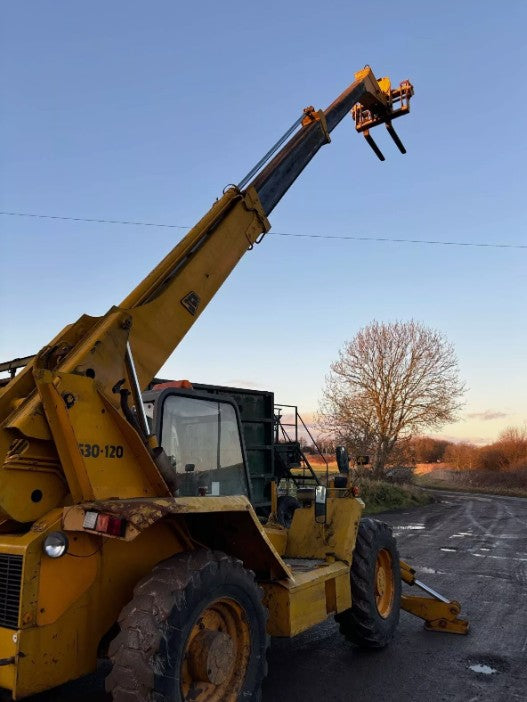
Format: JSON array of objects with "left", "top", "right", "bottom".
[
  {"left": 471, "top": 552, "right": 527, "bottom": 562},
  {"left": 465, "top": 654, "right": 509, "bottom": 679},
  {"left": 449, "top": 532, "right": 473, "bottom": 538},
  {"left": 416, "top": 566, "right": 447, "bottom": 575},
  {"left": 440, "top": 547, "right": 457, "bottom": 553},
  {"left": 469, "top": 664, "right": 498, "bottom": 675}
]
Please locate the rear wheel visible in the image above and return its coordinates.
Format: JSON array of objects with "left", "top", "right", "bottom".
[
  {"left": 107, "top": 549, "right": 269, "bottom": 701},
  {"left": 335, "top": 517, "right": 401, "bottom": 648}
]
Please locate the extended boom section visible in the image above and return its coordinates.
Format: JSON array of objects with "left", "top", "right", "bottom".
[{"left": 252, "top": 66, "right": 414, "bottom": 212}]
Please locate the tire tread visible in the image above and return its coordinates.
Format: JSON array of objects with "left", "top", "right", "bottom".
[
  {"left": 106, "top": 550, "right": 268, "bottom": 701},
  {"left": 335, "top": 518, "right": 401, "bottom": 649}
]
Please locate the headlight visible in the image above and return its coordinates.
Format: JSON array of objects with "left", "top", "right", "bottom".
[{"left": 43, "top": 531, "right": 69, "bottom": 558}]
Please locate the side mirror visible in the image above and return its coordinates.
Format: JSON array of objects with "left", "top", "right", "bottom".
[
  {"left": 335, "top": 446, "right": 349, "bottom": 474},
  {"left": 314, "top": 485, "right": 327, "bottom": 524}
]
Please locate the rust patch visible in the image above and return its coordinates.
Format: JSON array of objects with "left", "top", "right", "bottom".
[
  {"left": 64, "top": 496, "right": 254, "bottom": 535},
  {"left": 79, "top": 498, "right": 180, "bottom": 530}
]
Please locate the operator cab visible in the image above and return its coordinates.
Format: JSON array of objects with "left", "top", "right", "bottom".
[{"left": 142, "top": 385, "right": 251, "bottom": 500}]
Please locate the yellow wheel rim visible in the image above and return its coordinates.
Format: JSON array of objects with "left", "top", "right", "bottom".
[
  {"left": 375, "top": 548, "right": 395, "bottom": 619},
  {"left": 181, "top": 597, "right": 250, "bottom": 701}
]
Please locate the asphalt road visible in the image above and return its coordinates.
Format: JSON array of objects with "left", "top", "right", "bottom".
[{"left": 17, "top": 492, "right": 527, "bottom": 702}]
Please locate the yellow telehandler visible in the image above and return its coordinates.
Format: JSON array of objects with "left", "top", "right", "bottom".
[{"left": 0, "top": 67, "right": 467, "bottom": 701}]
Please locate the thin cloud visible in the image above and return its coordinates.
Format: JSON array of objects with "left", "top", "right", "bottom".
[
  {"left": 440, "top": 434, "right": 488, "bottom": 447},
  {"left": 466, "top": 410, "right": 508, "bottom": 421}
]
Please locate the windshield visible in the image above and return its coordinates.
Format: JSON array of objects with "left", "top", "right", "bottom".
[{"left": 160, "top": 395, "right": 248, "bottom": 498}]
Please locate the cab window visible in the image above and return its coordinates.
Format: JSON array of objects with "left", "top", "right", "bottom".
[{"left": 160, "top": 395, "right": 248, "bottom": 497}]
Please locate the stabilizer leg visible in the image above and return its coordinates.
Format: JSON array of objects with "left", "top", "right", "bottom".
[
  {"left": 399, "top": 560, "right": 469, "bottom": 635},
  {"left": 400, "top": 594, "right": 469, "bottom": 634}
]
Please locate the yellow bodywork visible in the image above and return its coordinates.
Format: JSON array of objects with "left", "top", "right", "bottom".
[
  {"left": 0, "top": 493, "right": 363, "bottom": 698},
  {"left": 262, "top": 496, "right": 363, "bottom": 636},
  {"left": 0, "top": 514, "right": 184, "bottom": 698}
]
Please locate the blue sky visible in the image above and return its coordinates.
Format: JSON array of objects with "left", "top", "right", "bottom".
[{"left": 1, "top": 1, "right": 525, "bottom": 444}]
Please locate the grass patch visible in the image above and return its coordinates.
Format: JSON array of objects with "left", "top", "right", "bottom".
[
  {"left": 304, "top": 464, "right": 434, "bottom": 513},
  {"left": 416, "top": 473, "right": 527, "bottom": 498},
  {"left": 356, "top": 478, "right": 434, "bottom": 514}
]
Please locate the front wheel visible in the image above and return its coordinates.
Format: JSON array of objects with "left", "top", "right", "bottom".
[
  {"left": 335, "top": 517, "right": 401, "bottom": 648},
  {"left": 106, "top": 550, "right": 269, "bottom": 701}
]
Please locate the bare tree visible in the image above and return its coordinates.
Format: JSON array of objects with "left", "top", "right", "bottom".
[
  {"left": 444, "top": 442, "right": 477, "bottom": 470},
  {"left": 495, "top": 425, "right": 527, "bottom": 470},
  {"left": 411, "top": 436, "right": 450, "bottom": 464},
  {"left": 319, "top": 321, "right": 465, "bottom": 477}
]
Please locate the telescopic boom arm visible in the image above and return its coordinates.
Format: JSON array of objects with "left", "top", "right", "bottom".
[{"left": 0, "top": 67, "right": 413, "bottom": 522}]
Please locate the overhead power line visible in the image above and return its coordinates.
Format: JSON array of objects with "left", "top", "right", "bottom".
[
  {"left": 0, "top": 211, "right": 189, "bottom": 230},
  {"left": 271, "top": 232, "right": 527, "bottom": 249},
  {"left": 1, "top": 210, "right": 525, "bottom": 250}
]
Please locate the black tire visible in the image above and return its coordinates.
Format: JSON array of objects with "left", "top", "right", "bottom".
[
  {"left": 276, "top": 495, "right": 301, "bottom": 529},
  {"left": 335, "top": 517, "right": 401, "bottom": 648},
  {"left": 106, "top": 550, "right": 269, "bottom": 701}
]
